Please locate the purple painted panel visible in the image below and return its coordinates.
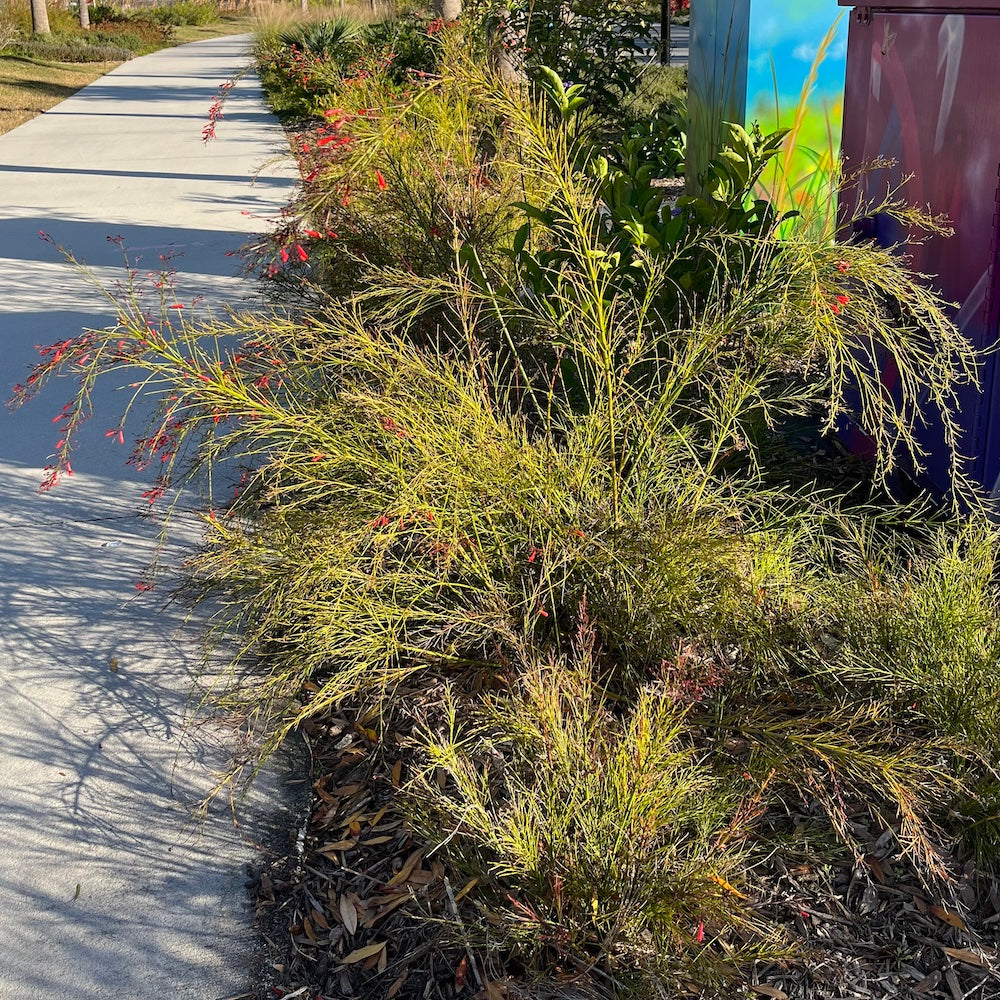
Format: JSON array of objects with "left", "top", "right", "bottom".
[
  {"left": 840, "top": 8, "right": 1000, "bottom": 494},
  {"left": 839, "top": 1, "right": 1000, "bottom": 9}
]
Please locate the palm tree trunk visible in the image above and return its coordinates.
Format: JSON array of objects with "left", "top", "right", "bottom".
[
  {"left": 30, "top": 0, "right": 51, "bottom": 34},
  {"left": 433, "top": 0, "right": 461, "bottom": 20},
  {"left": 79, "top": 0, "right": 90, "bottom": 30}
]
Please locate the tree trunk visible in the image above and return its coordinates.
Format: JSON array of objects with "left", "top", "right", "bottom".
[
  {"left": 30, "top": 0, "right": 51, "bottom": 34},
  {"left": 79, "top": 0, "right": 90, "bottom": 30},
  {"left": 433, "top": 0, "right": 461, "bottom": 20}
]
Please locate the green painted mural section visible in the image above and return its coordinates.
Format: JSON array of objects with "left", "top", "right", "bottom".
[{"left": 746, "top": 3, "right": 847, "bottom": 221}]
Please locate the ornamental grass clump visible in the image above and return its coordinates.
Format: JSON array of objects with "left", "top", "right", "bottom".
[{"left": 406, "top": 634, "right": 790, "bottom": 995}]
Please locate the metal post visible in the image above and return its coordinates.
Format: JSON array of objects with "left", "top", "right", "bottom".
[{"left": 660, "top": 0, "right": 672, "bottom": 65}]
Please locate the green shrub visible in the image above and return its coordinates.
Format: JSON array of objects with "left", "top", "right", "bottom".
[
  {"left": 261, "top": 34, "right": 544, "bottom": 297},
  {"left": 257, "top": 14, "right": 443, "bottom": 120},
  {"left": 148, "top": 0, "right": 219, "bottom": 24},
  {"left": 626, "top": 62, "right": 687, "bottom": 121},
  {"left": 91, "top": 1, "right": 215, "bottom": 28},
  {"left": 465, "top": 0, "right": 655, "bottom": 111},
  {"left": 408, "top": 652, "right": 780, "bottom": 994},
  {"left": 91, "top": 21, "right": 173, "bottom": 51},
  {"left": 361, "top": 15, "right": 440, "bottom": 82},
  {"left": 89, "top": 2, "right": 133, "bottom": 23},
  {"left": 17, "top": 38, "right": 1000, "bottom": 1000},
  {"left": 8, "top": 33, "right": 131, "bottom": 60},
  {"left": 278, "top": 15, "right": 362, "bottom": 57},
  {"left": 613, "top": 98, "right": 686, "bottom": 178}
]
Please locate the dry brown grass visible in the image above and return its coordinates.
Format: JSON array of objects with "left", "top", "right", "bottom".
[{"left": 0, "top": 56, "right": 117, "bottom": 134}]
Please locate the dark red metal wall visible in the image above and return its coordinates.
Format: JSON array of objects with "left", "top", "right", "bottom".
[{"left": 840, "top": 5, "right": 1000, "bottom": 494}]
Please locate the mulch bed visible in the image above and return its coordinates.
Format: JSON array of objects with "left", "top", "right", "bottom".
[
  {"left": 249, "top": 696, "right": 1000, "bottom": 1000},
  {"left": 252, "top": 696, "right": 483, "bottom": 1000},
  {"left": 746, "top": 832, "right": 1000, "bottom": 999}
]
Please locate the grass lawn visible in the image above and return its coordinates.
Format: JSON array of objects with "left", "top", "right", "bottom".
[
  {"left": 0, "top": 15, "right": 255, "bottom": 136},
  {"left": 0, "top": 56, "right": 115, "bottom": 133}
]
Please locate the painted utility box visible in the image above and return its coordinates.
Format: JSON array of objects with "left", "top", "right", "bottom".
[
  {"left": 747, "top": 5, "right": 848, "bottom": 213},
  {"left": 687, "top": 0, "right": 848, "bottom": 200},
  {"left": 839, "top": 1, "right": 1000, "bottom": 495}
]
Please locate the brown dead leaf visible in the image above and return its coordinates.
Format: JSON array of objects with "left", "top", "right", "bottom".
[
  {"left": 386, "top": 849, "right": 424, "bottom": 889},
  {"left": 455, "top": 956, "right": 469, "bottom": 990},
  {"left": 312, "top": 908, "right": 330, "bottom": 930},
  {"left": 339, "top": 895, "right": 358, "bottom": 935},
  {"left": 863, "top": 854, "right": 889, "bottom": 884},
  {"left": 912, "top": 971, "right": 941, "bottom": 995},
  {"left": 391, "top": 759, "right": 403, "bottom": 786},
  {"left": 385, "top": 971, "right": 408, "bottom": 1000},
  {"left": 333, "top": 783, "right": 364, "bottom": 797},
  {"left": 750, "top": 987, "right": 789, "bottom": 1000},
  {"left": 941, "top": 946, "right": 986, "bottom": 968},
  {"left": 340, "top": 941, "right": 386, "bottom": 965},
  {"left": 930, "top": 905, "right": 968, "bottom": 931},
  {"left": 318, "top": 839, "right": 356, "bottom": 853},
  {"left": 369, "top": 892, "right": 411, "bottom": 925}
]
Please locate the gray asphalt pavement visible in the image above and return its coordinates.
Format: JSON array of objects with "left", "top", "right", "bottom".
[
  {"left": 0, "top": 35, "right": 302, "bottom": 998},
  {"left": 637, "top": 22, "right": 689, "bottom": 64}
]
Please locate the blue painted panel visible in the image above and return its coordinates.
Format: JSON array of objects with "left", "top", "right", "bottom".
[{"left": 747, "top": 3, "right": 847, "bottom": 141}]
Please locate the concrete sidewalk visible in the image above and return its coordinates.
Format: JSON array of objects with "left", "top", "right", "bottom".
[{"left": 0, "top": 36, "right": 301, "bottom": 998}]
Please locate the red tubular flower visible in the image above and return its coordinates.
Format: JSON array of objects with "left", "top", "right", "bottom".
[
  {"left": 375, "top": 169, "right": 387, "bottom": 191},
  {"left": 296, "top": 244, "right": 308, "bottom": 262}
]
